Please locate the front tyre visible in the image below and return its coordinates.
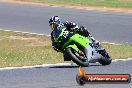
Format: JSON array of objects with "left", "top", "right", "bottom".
[{"left": 66, "top": 48, "right": 89, "bottom": 67}]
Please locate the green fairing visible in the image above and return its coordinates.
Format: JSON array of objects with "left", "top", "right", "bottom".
[
  {"left": 70, "top": 34, "right": 89, "bottom": 48},
  {"left": 66, "top": 44, "right": 79, "bottom": 52},
  {"left": 54, "top": 27, "right": 89, "bottom": 52},
  {"left": 62, "top": 34, "right": 89, "bottom": 51}
]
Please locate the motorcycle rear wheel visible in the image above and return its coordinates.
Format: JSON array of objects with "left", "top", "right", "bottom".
[{"left": 99, "top": 53, "right": 112, "bottom": 65}]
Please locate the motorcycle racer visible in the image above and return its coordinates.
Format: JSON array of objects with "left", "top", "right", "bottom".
[
  {"left": 49, "top": 16, "right": 101, "bottom": 64},
  {"left": 49, "top": 16, "right": 96, "bottom": 51}
]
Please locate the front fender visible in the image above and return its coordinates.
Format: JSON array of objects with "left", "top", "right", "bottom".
[{"left": 66, "top": 44, "right": 79, "bottom": 53}]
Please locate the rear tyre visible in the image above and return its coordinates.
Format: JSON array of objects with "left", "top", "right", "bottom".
[
  {"left": 66, "top": 48, "right": 89, "bottom": 67},
  {"left": 99, "top": 53, "right": 112, "bottom": 65}
]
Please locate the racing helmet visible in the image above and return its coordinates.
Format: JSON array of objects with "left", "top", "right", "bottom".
[{"left": 49, "top": 16, "right": 61, "bottom": 30}]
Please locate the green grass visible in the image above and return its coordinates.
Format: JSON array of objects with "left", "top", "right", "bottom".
[
  {"left": 28, "top": 0, "right": 132, "bottom": 8},
  {"left": 0, "top": 30, "right": 64, "bottom": 67},
  {"left": 0, "top": 29, "right": 132, "bottom": 67},
  {"left": 103, "top": 44, "right": 132, "bottom": 59}
]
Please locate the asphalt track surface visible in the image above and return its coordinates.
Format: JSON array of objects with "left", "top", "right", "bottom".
[
  {"left": 0, "top": 60, "right": 132, "bottom": 88},
  {"left": 0, "top": 2, "right": 132, "bottom": 88},
  {"left": 0, "top": 2, "right": 132, "bottom": 44}
]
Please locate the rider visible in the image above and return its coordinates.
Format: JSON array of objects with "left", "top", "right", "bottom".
[
  {"left": 49, "top": 16, "right": 98, "bottom": 62},
  {"left": 49, "top": 16, "right": 96, "bottom": 50}
]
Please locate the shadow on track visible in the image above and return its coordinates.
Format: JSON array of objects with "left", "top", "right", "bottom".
[
  {"left": 48, "top": 64, "right": 102, "bottom": 68},
  {"left": 33, "top": 63, "right": 103, "bottom": 69},
  {"left": 49, "top": 65, "right": 79, "bottom": 68}
]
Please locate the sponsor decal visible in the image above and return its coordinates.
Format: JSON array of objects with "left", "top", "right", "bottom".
[{"left": 76, "top": 67, "right": 131, "bottom": 85}]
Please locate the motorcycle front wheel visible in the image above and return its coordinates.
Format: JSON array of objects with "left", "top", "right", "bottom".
[{"left": 66, "top": 48, "right": 89, "bottom": 67}]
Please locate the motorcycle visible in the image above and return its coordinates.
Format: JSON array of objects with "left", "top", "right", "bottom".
[{"left": 57, "top": 28, "right": 112, "bottom": 67}]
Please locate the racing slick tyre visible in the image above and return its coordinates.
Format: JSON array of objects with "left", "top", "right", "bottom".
[
  {"left": 99, "top": 53, "right": 112, "bottom": 65},
  {"left": 66, "top": 48, "right": 89, "bottom": 67}
]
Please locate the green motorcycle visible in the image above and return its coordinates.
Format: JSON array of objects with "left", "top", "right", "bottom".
[{"left": 55, "top": 27, "right": 112, "bottom": 67}]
